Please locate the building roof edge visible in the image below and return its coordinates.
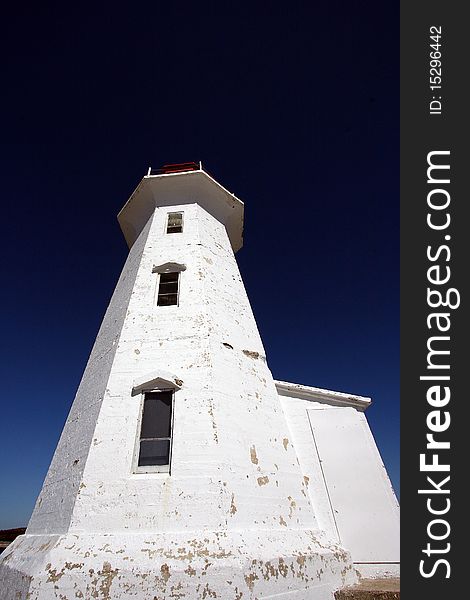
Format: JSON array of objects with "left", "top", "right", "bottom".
[{"left": 274, "top": 379, "right": 372, "bottom": 411}]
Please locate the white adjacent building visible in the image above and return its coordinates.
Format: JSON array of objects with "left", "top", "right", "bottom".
[{"left": 0, "top": 165, "right": 399, "bottom": 599}]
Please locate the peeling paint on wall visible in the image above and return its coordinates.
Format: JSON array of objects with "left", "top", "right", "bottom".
[{"left": 249, "top": 446, "right": 258, "bottom": 465}]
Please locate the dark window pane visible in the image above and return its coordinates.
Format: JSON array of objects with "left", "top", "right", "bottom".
[
  {"left": 168, "top": 213, "right": 182, "bottom": 226},
  {"left": 157, "top": 293, "right": 178, "bottom": 306},
  {"left": 160, "top": 272, "right": 178, "bottom": 284},
  {"left": 158, "top": 281, "right": 178, "bottom": 294},
  {"left": 140, "top": 392, "right": 172, "bottom": 438},
  {"left": 157, "top": 272, "right": 179, "bottom": 306},
  {"left": 138, "top": 439, "right": 170, "bottom": 466},
  {"left": 167, "top": 213, "right": 183, "bottom": 233}
]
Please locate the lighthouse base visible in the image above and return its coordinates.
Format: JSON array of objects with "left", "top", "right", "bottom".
[{"left": 0, "top": 530, "right": 357, "bottom": 599}]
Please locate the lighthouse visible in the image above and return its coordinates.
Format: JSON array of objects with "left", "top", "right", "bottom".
[{"left": 0, "top": 164, "right": 399, "bottom": 599}]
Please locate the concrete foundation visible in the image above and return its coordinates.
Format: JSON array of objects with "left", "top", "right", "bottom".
[{"left": 1, "top": 531, "right": 356, "bottom": 599}]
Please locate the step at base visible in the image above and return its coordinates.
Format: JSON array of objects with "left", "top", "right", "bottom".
[{"left": 335, "top": 578, "right": 400, "bottom": 600}]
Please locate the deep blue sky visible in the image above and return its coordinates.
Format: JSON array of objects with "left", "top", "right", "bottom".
[{"left": 0, "top": 2, "right": 398, "bottom": 529}]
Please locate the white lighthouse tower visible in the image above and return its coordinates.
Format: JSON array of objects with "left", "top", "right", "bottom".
[{"left": 0, "top": 164, "right": 399, "bottom": 599}]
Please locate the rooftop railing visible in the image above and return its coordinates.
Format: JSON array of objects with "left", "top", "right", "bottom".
[{"left": 147, "top": 162, "right": 201, "bottom": 176}]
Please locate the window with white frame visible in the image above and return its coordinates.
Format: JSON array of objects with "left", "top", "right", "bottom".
[
  {"left": 166, "top": 212, "right": 183, "bottom": 234},
  {"left": 136, "top": 390, "right": 173, "bottom": 472},
  {"left": 157, "top": 272, "right": 179, "bottom": 306}
]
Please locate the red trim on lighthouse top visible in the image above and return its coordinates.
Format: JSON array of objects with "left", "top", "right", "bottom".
[{"left": 150, "top": 162, "right": 200, "bottom": 175}]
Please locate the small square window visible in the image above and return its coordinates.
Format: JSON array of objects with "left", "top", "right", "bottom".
[
  {"left": 167, "top": 212, "right": 183, "bottom": 234},
  {"left": 157, "top": 272, "right": 180, "bottom": 306}
]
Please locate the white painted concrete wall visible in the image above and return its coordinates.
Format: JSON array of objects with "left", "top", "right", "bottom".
[
  {"left": 66, "top": 202, "right": 319, "bottom": 535},
  {"left": 279, "top": 392, "right": 400, "bottom": 578},
  {"left": 27, "top": 215, "right": 154, "bottom": 535}
]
